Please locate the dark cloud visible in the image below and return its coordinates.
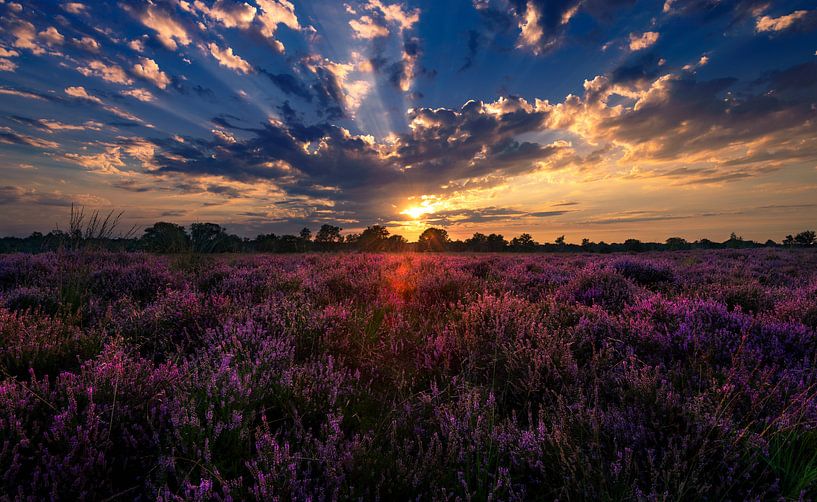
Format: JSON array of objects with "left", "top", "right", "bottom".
[
  {"left": 576, "top": 61, "right": 817, "bottom": 164},
  {"left": 147, "top": 95, "right": 562, "bottom": 220},
  {"left": 259, "top": 69, "right": 313, "bottom": 101},
  {"left": 458, "top": 29, "right": 481, "bottom": 71},
  {"left": 475, "top": 0, "right": 636, "bottom": 54},
  {"left": 664, "top": 0, "right": 774, "bottom": 24},
  {"left": 758, "top": 61, "right": 817, "bottom": 92},
  {"left": 0, "top": 186, "right": 73, "bottom": 207},
  {"left": 420, "top": 206, "right": 570, "bottom": 225},
  {"left": 610, "top": 52, "right": 664, "bottom": 85}
]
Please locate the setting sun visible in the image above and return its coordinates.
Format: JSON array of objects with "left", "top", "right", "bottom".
[{"left": 401, "top": 205, "right": 432, "bottom": 220}]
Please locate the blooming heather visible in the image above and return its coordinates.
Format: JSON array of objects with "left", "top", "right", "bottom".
[{"left": 1, "top": 249, "right": 817, "bottom": 499}]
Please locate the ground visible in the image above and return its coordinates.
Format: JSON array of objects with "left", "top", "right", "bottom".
[{"left": 1, "top": 249, "right": 817, "bottom": 499}]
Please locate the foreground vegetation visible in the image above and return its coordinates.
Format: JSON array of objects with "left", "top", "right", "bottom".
[{"left": 2, "top": 249, "right": 817, "bottom": 499}]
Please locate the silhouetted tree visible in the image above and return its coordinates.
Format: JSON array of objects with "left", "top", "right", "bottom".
[
  {"left": 190, "top": 223, "right": 229, "bottom": 253},
  {"left": 665, "top": 237, "right": 689, "bottom": 251},
  {"left": 255, "top": 233, "right": 279, "bottom": 252},
  {"left": 555, "top": 235, "right": 566, "bottom": 246},
  {"left": 316, "top": 224, "right": 343, "bottom": 243},
  {"left": 510, "top": 233, "right": 537, "bottom": 251},
  {"left": 358, "top": 225, "right": 390, "bottom": 251},
  {"left": 486, "top": 233, "right": 508, "bottom": 252},
  {"left": 465, "top": 233, "right": 488, "bottom": 252},
  {"left": 624, "top": 238, "right": 643, "bottom": 252},
  {"left": 418, "top": 228, "right": 449, "bottom": 252},
  {"left": 277, "top": 234, "right": 302, "bottom": 253},
  {"left": 795, "top": 230, "right": 816, "bottom": 246},
  {"left": 384, "top": 234, "right": 408, "bottom": 252},
  {"left": 141, "top": 222, "right": 190, "bottom": 253}
]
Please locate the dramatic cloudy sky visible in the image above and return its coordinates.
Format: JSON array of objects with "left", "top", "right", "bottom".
[{"left": 0, "top": 0, "right": 816, "bottom": 241}]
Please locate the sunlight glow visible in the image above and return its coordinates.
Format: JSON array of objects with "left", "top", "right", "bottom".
[{"left": 401, "top": 205, "right": 432, "bottom": 220}]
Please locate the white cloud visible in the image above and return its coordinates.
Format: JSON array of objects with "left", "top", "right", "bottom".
[
  {"left": 0, "top": 87, "right": 46, "bottom": 100},
  {"left": 137, "top": 6, "right": 191, "bottom": 50},
  {"left": 368, "top": 0, "right": 419, "bottom": 31},
  {"left": 256, "top": 0, "right": 301, "bottom": 47},
  {"left": 349, "top": 0, "right": 419, "bottom": 39},
  {"left": 65, "top": 146, "right": 127, "bottom": 175},
  {"left": 61, "top": 2, "right": 86, "bottom": 14},
  {"left": 132, "top": 57, "right": 171, "bottom": 89},
  {"left": 38, "top": 27, "right": 65, "bottom": 46},
  {"left": 77, "top": 60, "right": 133, "bottom": 85},
  {"left": 121, "top": 88, "right": 155, "bottom": 102},
  {"left": 208, "top": 43, "right": 252, "bottom": 73},
  {"left": 74, "top": 36, "right": 100, "bottom": 52},
  {"left": 64, "top": 85, "right": 103, "bottom": 103},
  {"left": 349, "top": 15, "right": 388, "bottom": 39},
  {"left": 305, "top": 55, "right": 371, "bottom": 114},
  {"left": 11, "top": 22, "right": 44, "bottom": 55},
  {"left": 193, "top": 0, "right": 256, "bottom": 28},
  {"left": 212, "top": 128, "right": 237, "bottom": 143},
  {"left": 0, "top": 47, "right": 20, "bottom": 58},
  {"left": 0, "top": 126, "right": 60, "bottom": 149},
  {"left": 128, "top": 38, "right": 145, "bottom": 52},
  {"left": 0, "top": 59, "right": 16, "bottom": 72},
  {"left": 755, "top": 10, "right": 810, "bottom": 32},
  {"left": 518, "top": 1, "right": 545, "bottom": 54},
  {"left": 628, "top": 31, "right": 660, "bottom": 51}
]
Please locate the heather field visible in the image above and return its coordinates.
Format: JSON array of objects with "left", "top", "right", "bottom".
[{"left": 2, "top": 250, "right": 817, "bottom": 500}]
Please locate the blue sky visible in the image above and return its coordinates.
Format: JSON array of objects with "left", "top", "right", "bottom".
[{"left": 0, "top": 0, "right": 816, "bottom": 241}]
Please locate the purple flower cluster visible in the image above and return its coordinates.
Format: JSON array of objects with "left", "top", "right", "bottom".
[{"left": 1, "top": 249, "right": 817, "bottom": 499}]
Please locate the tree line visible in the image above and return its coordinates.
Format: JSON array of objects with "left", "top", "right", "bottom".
[{"left": 0, "top": 220, "right": 815, "bottom": 254}]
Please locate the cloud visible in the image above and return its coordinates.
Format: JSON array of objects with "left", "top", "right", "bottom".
[
  {"left": 477, "top": 0, "right": 635, "bottom": 55},
  {"left": 38, "top": 27, "right": 64, "bottom": 46},
  {"left": 259, "top": 69, "right": 312, "bottom": 100},
  {"left": 132, "top": 57, "right": 171, "bottom": 89},
  {"left": 0, "top": 126, "right": 60, "bottom": 149},
  {"left": 144, "top": 94, "right": 561, "bottom": 224},
  {"left": 0, "top": 58, "right": 16, "bottom": 71},
  {"left": 349, "top": 15, "right": 389, "bottom": 38},
  {"left": 73, "top": 36, "right": 100, "bottom": 52},
  {"left": 368, "top": 0, "right": 419, "bottom": 31},
  {"left": 10, "top": 115, "right": 103, "bottom": 133},
  {"left": 10, "top": 21, "right": 45, "bottom": 54},
  {"left": 517, "top": 1, "right": 546, "bottom": 54},
  {"left": 61, "top": 2, "right": 86, "bottom": 14},
  {"left": 121, "top": 88, "right": 155, "bottom": 102},
  {"left": 755, "top": 9, "right": 816, "bottom": 32},
  {"left": 64, "top": 86, "right": 146, "bottom": 124},
  {"left": 64, "top": 145, "right": 128, "bottom": 175},
  {"left": 0, "top": 87, "right": 48, "bottom": 100},
  {"left": 208, "top": 43, "right": 252, "bottom": 74},
  {"left": 128, "top": 38, "right": 145, "bottom": 52},
  {"left": 77, "top": 60, "right": 133, "bottom": 85},
  {"left": 662, "top": 0, "right": 767, "bottom": 22},
  {"left": 64, "top": 85, "right": 103, "bottom": 103},
  {"left": 421, "top": 206, "right": 570, "bottom": 225},
  {"left": 134, "top": 5, "right": 191, "bottom": 51},
  {"left": 255, "top": 0, "right": 301, "bottom": 50},
  {"left": 0, "top": 186, "right": 77, "bottom": 207},
  {"left": 304, "top": 55, "right": 371, "bottom": 116},
  {"left": 193, "top": 0, "right": 257, "bottom": 29},
  {"left": 628, "top": 31, "right": 659, "bottom": 51}
]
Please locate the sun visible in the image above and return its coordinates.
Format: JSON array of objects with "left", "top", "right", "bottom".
[{"left": 401, "top": 205, "right": 431, "bottom": 220}]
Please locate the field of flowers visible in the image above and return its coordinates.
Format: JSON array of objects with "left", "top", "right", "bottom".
[{"left": 1, "top": 249, "right": 817, "bottom": 500}]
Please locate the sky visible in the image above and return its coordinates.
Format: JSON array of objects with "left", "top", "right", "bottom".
[{"left": 0, "top": 0, "right": 816, "bottom": 242}]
